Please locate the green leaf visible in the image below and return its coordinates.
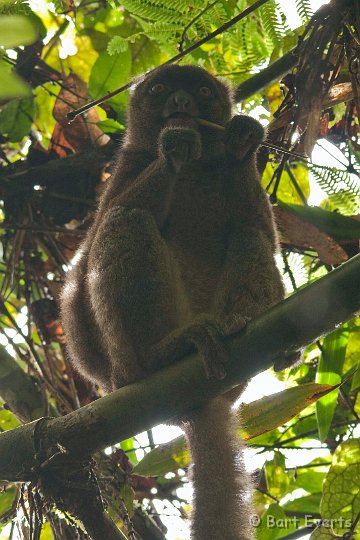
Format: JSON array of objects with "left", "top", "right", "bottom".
[
  {"left": 292, "top": 460, "right": 329, "bottom": 493},
  {"left": 316, "top": 326, "right": 348, "bottom": 441},
  {"left": 244, "top": 427, "right": 282, "bottom": 447},
  {"left": 265, "top": 451, "right": 289, "bottom": 499},
  {"left": 39, "top": 522, "right": 53, "bottom": 539},
  {"left": 0, "top": 408, "right": 20, "bottom": 430},
  {"left": 278, "top": 201, "right": 360, "bottom": 241},
  {"left": 120, "top": 436, "right": 139, "bottom": 465},
  {"left": 120, "top": 484, "right": 134, "bottom": 517},
  {"left": 0, "top": 62, "right": 30, "bottom": 99},
  {"left": 0, "top": 485, "right": 16, "bottom": 516},
  {"left": 290, "top": 411, "right": 318, "bottom": 438},
  {"left": 318, "top": 439, "right": 360, "bottom": 537},
  {"left": 89, "top": 49, "right": 131, "bottom": 113},
  {"left": 240, "top": 383, "right": 336, "bottom": 440},
  {"left": 28, "top": 10, "right": 47, "bottom": 40},
  {"left": 133, "top": 434, "right": 189, "bottom": 476},
  {"left": 295, "top": 0, "right": 313, "bottom": 23},
  {"left": 263, "top": 162, "right": 310, "bottom": 204},
  {"left": 351, "top": 358, "right": 360, "bottom": 394},
  {"left": 97, "top": 118, "right": 125, "bottom": 133},
  {"left": 310, "top": 525, "right": 338, "bottom": 539},
  {"left": 348, "top": 327, "right": 360, "bottom": 392},
  {"left": 294, "top": 471, "right": 324, "bottom": 494},
  {"left": 257, "top": 503, "right": 293, "bottom": 539},
  {"left": 0, "top": 15, "right": 37, "bottom": 47},
  {"left": 310, "top": 162, "right": 360, "bottom": 215},
  {"left": 107, "top": 35, "right": 129, "bottom": 55},
  {"left": 131, "top": 37, "right": 161, "bottom": 75},
  {"left": 0, "top": 97, "right": 35, "bottom": 141},
  {"left": 283, "top": 492, "right": 322, "bottom": 514},
  {"left": 33, "top": 83, "right": 58, "bottom": 139}
]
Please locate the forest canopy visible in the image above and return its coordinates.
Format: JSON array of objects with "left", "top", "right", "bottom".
[{"left": 0, "top": 0, "right": 359, "bottom": 539}]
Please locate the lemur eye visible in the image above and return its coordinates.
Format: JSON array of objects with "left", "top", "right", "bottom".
[
  {"left": 149, "top": 83, "right": 166, "bottom": 95},
  {"left": 198, "top": 86, "right": 212, "bottom": 97}
]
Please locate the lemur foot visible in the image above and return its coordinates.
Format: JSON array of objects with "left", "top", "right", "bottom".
[{"left": 273, "top": 350, "right": 303, "bottom": 372}]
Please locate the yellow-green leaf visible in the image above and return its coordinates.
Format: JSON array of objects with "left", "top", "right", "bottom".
[
  {"left": 133, "top": 434, "right": 189, "bottom": 476},
  {"left": 0, "top": 408, "right": 20, "bottom": 430},
  {"left": 0, "top": 15, "right": 37, "bottom": 48},
  {"left": 120, "top": 484, "right": 134, "bottom": 517},
  {"left": 262, "top": 162, "right": 310, "bottom": 204},
  {"left": 0, "top": 485, "right": 16, "bottom": 516},
  {"left": 264, "top": 451, "right": 289, "bottom": 499},
  {"left": 0, "top": 97, "right": 35, "bottom": 141},
  {"left": 257, "top": 503, "right": 292, "bottom": 540},
  {"left": 0, "top": 63, "right": 30, "bottom": 99},
  {"left": 292, "top": 459, "right": 329, "bottom": 493},
  {"left": 240, "top": 383, "right": 336, "bottom": 440},
  {"left": 316, "top": 439, "right": 360, "bottom": 537},
  {"left": 310, "top": 525, "right": 338, "bottom": 539},
  {"left": 89, "top": 49, "right": 131, "bottom": 114},
  {"left": 316, "top": 326, "right": 348, "bottom": 441}
]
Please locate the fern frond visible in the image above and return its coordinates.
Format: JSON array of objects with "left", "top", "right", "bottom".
[
  {"left": 120, "top": 0, "right": 189, "bottom": 22},
  {"left": 259, "top": 0, "right": 288, "bottom": 45},
  {"left": 345, "top": 141, "right": 360, "bottom": 169},
  {"left": 207, "top": 54, "right": 229, "bottom": 77},
  {"left": 180, "top": 2, "right": 229, "bottom": 48},
  {"left": 310, "top": 164, "right": 360, "bottom": 214},
  {"left": 0, "top": 1, "right": 31, "bottom": 14},
  {"left": 283, "top": 252, "right": 309, "bottom": 291},
  {"left": 154, "top": 0, "right": 194, "bottom": 10},
  {"left": 139, "top": 20, "right": 184, "bottom": 43},
  {"left": 226, "top": 17, "right": 270, "bottom": 69},
  {"left": 295, "top": 0, "right": 313, "bottom": 23},
  {"left": 201, "top": 1, "right": 228, "bottom": 27}
]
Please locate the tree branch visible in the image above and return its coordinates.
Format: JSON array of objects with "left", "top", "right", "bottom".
[
  {"left": 0, "top": 253, "right": 360, "bottom": 482},
  {"left": 235, "top": 48, "right": 299, "bottom": 102}
]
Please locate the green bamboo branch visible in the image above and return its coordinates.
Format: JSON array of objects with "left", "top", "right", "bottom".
[
  {"left": 0, "top": 346, "right": 47, "bottom": 423},
  {"left": 0, "top": 253, "right": 359, "bottom": 482},
  {"left": 235, "top": 47, "right": 298, "bottom": 102}
]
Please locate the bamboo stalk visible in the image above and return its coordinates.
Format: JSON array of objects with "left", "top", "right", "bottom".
[{"left": 196, "top": 117, "right": 309, "bottom": 160}]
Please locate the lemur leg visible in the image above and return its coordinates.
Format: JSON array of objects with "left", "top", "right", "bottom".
[
  {"left": 87, "top": 206, "right": 229, "bottom": 389},
  {"left": 61, "top": 239, "right": 112, "bottom": 391},
  {"left": 87, "top": 206, "right": 185, "bottom": 389}
]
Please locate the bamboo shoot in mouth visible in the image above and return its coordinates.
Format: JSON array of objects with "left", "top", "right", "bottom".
[{"left": 196, "top": 117, "right": 308, "bottom": 161}]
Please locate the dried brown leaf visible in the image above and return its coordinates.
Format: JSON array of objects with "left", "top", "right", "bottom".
[
  {"left": 274, "top": 205, "right": 348, "bottom": 265},
  {"left": 52, "top": 73, "right": 109, "bottom": 152}
]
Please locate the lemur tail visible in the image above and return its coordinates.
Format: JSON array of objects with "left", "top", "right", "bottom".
[{"left": 183, "top": 395, "right": 254, "bottom": 540}]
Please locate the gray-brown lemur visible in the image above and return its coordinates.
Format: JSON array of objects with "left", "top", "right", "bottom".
[{"left": 60, "top": 64, "right": 286, "bottom": 540}]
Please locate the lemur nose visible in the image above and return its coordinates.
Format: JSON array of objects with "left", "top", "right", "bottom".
[{"left": 172, "top": 90, "right": 192, "bottom": 111}]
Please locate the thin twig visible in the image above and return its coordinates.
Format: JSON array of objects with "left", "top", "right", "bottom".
[
  {"left": 285, "top": 162, "right": 308, "bottom": 204},
  {"left": 0, "top": 224, "right": 85, "bottom": 236}
]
